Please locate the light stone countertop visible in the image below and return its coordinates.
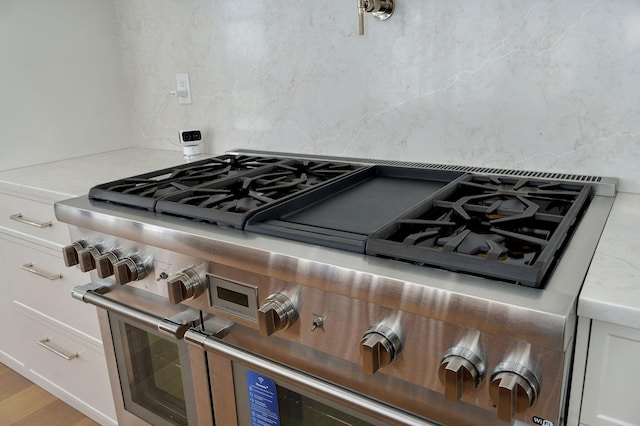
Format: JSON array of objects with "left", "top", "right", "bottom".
[
  {"left": 1, "top": 149, "right": 637, "bottom": 329},
  {"left": 0, "top": 148, "right": 190, "bottom": 203},
  {"left": 578, "top": 192, "right": 640, "bottom": 329}
]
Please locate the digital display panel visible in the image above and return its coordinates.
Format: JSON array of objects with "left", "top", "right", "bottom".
[
  {"left": 207, "top": 274, "right": 257, "bottom": 321},
  {"left": 217, "top": 286, "right": 250, "bottom": 307}
]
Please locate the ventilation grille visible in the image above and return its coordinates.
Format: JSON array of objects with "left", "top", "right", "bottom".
[{"left": 228, "top": 149, "right": 616, "bottom": 195}]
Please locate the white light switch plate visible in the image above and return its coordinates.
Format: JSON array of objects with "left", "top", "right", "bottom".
[{"left": 176, "top": 73, "right": 192, "bottom": 104}]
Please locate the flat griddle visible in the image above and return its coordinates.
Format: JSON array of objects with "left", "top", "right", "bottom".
[{"left": 245, "top": 166, "right": 465, "bottom": 252}]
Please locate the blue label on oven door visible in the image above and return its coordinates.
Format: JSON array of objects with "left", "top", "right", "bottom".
[{"left": 246, "top": 370, "right": 281, "bottom": 426}]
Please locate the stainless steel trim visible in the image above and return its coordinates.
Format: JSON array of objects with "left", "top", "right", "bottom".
[
  {"left": 227, "top": 148, "right": 617, "bottom": 195},
  {"left": 37, "top": 337, "right": 78, "bottom": 360},
  {"left": 185, "top": 329, "right": 438, "bottom": 426},
  {"left": 205, "top": 351, "right": 239, "bottom": 426},
  {"left": 20, "top": 262, "right": 62, "bottom": 280},
  {"left": 10, "top": 212, "right": 53, "bottom": 228}
]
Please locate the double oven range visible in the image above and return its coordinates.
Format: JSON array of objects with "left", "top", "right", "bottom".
[{"left": 55, "top": 149, "right": 616, "bottom": 426}]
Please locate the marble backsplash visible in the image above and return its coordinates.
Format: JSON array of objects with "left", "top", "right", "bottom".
[{"left": 113, "top": 0, "right": 640, "bottom": 193}]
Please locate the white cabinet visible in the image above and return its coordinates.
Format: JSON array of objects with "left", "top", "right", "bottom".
[
  {"left": 0, "top": 235, "right": 25, "bottom": 369},
  {"left": 0, "top": 192, "right": 117, "bottom": 425},
  {"left": 580, "top": 320, "right": 640, "bottom": 426}
]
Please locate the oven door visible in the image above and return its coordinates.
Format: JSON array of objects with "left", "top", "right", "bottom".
[
  {"left": 73, "top": 285, "right": 214, "bottom": 426},
  {"left": 110, "top": 312, "right": 204, "bottom": 426},
  {"left": 185, "top": 328, "right": 440, "bottom": 426}
]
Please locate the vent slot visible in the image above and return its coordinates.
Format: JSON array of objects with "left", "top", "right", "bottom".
[{"left": 228, "top": 149, "right": 616, "bottom": 195}]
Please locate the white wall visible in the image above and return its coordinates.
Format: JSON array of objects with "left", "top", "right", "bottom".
[
  {"left": 0, "top": 0, "right": 132, "bottom": 171},
  {"left": 113, "top": 0, "right": 640, "bottom": 193}
]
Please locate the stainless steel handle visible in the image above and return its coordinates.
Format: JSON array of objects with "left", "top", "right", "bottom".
[
  {"left": 73, "top": 284, "right": 200, "bottom": 339},
  {"left": 37, "top": 338, "right": 78, "bottom": 361},
  {"left": 184, "top": 331, "right": 429, "bottom": 426},
  {"left": 158, "top": 310, "right": 202, "bottom": 339},
  {"left": 20, "top": 263, "right": 62, "bottom": 280},
  {"left": 10, "top": 213, "right": 52, "bottom": 228}
]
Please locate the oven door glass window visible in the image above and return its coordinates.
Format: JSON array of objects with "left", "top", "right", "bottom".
[
  {"left": 276, "top": 385, "right": 376, "bottom": 426},
  {"left": 110, "top": 313, "right": 195, "bottom": 426},
  {"left": 233, "top": 363, "right": 385, "bottom": 426}
]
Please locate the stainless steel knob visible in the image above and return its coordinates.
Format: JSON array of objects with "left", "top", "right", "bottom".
[
  {"left": 489, "top": 362, "right": 540, "bottom": 422},
  {"left": 95, "top": 251, "right": 120, "bottom": 278},
  {"left": 62, "top": 240, "right": 88, "bottom": 267},
  {"left": 166, "top": 268, "right": 203, "bottom": 304},
  {"left": 257, "top": 293, "right": 297, "bottom": 337},
  {"left": 360, "top": 324, "right": 402, "bottom": 375},
  {"left": 438, "top": 347, "right": 485, "bottom": 402},
  {"left": 78, "top": 245, "right": 104, "bottom": 272},
  {"left": 113, "top": 255, "right": 148, "bottom": 285}
]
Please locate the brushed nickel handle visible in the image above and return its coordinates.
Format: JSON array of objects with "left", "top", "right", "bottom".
[
  {"left": 37, "top": 338, "right": 78, "bottom": 361},
  {"left": 20, "top": 262, "right": 62, "bottom": 280},
  {"left": 10, "top": 212, "right": 52, "bottom": 228}
]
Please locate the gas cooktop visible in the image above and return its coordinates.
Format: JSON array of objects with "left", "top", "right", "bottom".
[{"left": 87, "top": 152, "right": 594, "bottom": 288}]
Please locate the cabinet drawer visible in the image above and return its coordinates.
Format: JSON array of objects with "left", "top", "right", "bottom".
[
  {"left": 16, "top": 308, "right": 116, "bottom": 424},
  {"left": 8, "top": 239, "right": 101, "bottom": 339},
  {"left": 0, "top": 193, "right": 69, "bottom": 247}
]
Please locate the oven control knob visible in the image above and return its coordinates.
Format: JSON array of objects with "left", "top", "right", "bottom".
[
  {"left": 77, "top": 245, "right": 104, "bottom": 272},
  {"left": 167, "top": 268, "right": 203, "bottom": 304},
  {"left": 438, "top": 347, "right": 485, "bottom": 402},
  {"left": 489, "top": 362, "right": 540, "bottom": 422},
  {"left": 95, "top": 251, "right": 121, "bottom": 279},
  {"left": 114, "top": 255, "right": 148, "bottom": 285},
  {"left": 257, "top": 293, "right": 298, "bottom": 337},
  {"left": 360, "top": 324, "right": 402, "bottom": 375},
  {"left": 62, "top": 240, "right": 88, "bottom": 267}
]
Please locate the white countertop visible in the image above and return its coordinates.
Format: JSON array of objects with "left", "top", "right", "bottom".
[
  {"left": 0, "top": 148, "right": 189, "bottom": 203},
  {"left": 579, "top": 192, "right": 640, "bottom": 329}
]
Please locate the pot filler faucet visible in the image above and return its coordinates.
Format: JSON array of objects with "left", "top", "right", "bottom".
[{"left": 358, "top": 0, "right": 395, "bottom": 35}]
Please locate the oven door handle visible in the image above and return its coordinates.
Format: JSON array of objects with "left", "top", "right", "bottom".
[
  {"left": 72, "top": 283, "right": 200, "bottom": 339},
  {"left": 184, "top": 329, "right": 435, "bottom": 426}
]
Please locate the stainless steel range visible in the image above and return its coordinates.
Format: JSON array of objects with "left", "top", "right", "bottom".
[{"left": 55, "top": 149, "right": 616, "bottom": 426}]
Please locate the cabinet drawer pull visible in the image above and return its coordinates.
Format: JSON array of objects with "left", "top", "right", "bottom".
[
  {"left": 37, "top": 338, "right": 79, "bottom": 361},
  {"left": 20, "top": 263, "right": 62, "bottom": 280},
  {"left": 10, "top": 212, "right": 52, "bottom": 228}
]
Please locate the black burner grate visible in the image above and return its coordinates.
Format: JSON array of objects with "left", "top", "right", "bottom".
[
  {"left": 366, "top": 175, "right": 592, "bottom": 288},
  {"left": 89, "top": 154, "right": 363, "bottom": 229},
  {"left": 154, "top": 161, "right": 361, "bottom": 228},
  {"left": 88, "top": 155, "right": 283, "bottom": 210}
]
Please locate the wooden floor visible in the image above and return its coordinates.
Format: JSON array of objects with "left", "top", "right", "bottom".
[{"left": 0, "top": 363, "right": 99, "bottom": 426}]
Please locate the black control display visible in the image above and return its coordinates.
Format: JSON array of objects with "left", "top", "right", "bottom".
[
  {"left": 217, "top": 286, "right": 249, "bottom": 307},
  {"left": 207, "top": 274, "right": 257, "bottom": 321}
]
